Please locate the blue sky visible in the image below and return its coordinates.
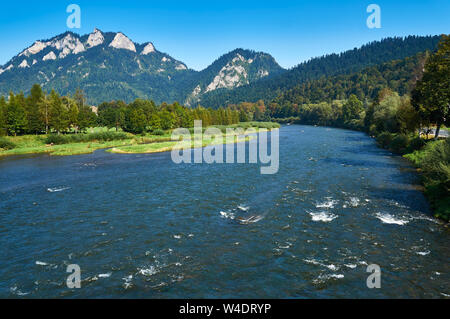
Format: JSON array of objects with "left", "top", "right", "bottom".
[{"left": 1, "top": 0, "right": 449, "bottom": 70}]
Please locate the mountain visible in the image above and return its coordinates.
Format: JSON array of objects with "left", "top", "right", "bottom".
[
  {"left": 198, "top": 35, "right": 442, "bottom": 108},
  {"left": 181, "top": 49, "right": 285, "bottom": 106},
  {"left": 0, "top": 32, "right": 441, "bottom": 108},
  {"left": 272, "top": 52, "right": 429, "bottom": 114},
  {"left": 0, "top": 29, "right": 285, "bottom": 105}
]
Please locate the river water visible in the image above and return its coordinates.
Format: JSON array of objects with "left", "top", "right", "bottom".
[{"left": 0, "top": 125, "right": 448, "bottom": 298}]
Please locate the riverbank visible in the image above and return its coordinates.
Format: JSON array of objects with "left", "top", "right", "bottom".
[
  {"left": 403, "top": 139, "right": 450, "bottom": 222},
  {"left": 2, "top": 124, "right": 447, "bottom": 298},
  {"left": 109, "top": 134, "right": 254, "bottom": 154},
  {"left": 0, "top": 122, "right": 279, "bottom": 157},
  {"left": 276, "top": 118, "right": 449, "bottom": 222}
]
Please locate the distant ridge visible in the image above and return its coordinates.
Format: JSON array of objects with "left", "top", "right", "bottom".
[
  {"left": 0, "top": 32, "right": 442, "bottom": 107},
  {"left": 0, "top": 29, "right": 284, "bottom": 105}
]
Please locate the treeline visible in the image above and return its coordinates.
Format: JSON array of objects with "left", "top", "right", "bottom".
[
  {"left": 0, "top": 85, "right": 270, "bottom": 136},
  {"left": 267, "top": 35, "right": 449, "bottom": 139},
  {"left": 97, "top": 99, "right": 245, "bottom": 134},
  {"left": 272, "top": 52, "right": 428, "bottom": 107},
  {"left": 269, "top": 35, "right": 450, "bottom": 220},
  {"left": 198, "top": 35, "right": 441, "bottom": 109},
  {"left": 0, "top": 85, "right": 96, "bottom": 136}
]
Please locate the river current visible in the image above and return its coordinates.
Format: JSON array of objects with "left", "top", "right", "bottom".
[{"left": 0, "top": 125, "right": 448, "bottom": 298}]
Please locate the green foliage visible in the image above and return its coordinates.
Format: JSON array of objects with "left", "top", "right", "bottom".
[
  {"left": 389, "top": 134, "right": 410, "bottom": 153},
  {"left": 152, "top": 129, "right": 165, "bottom": 136},
  {"left": 342, "top": 95, "right": 364, "bottom": 123},
  {"left": 45, "top": 131, "right": 128, "bottom": 145},
  {"left": 200, "top": 36, "right": 441, "bottom": 108},
  {"left": 412, "top": 35, "right": 450, "bottom": 139},
  {"left": 418, "top": 139, "right": 450, "bottom": 185},
  {"left": 6, "top": 92, "right": 28, "bottom": 136},
  {"left": 0, "top": 137, "right": 16, "bottom": 150},
  {"left": 376, "top": 132, "right": 395, "bottom": 148},
  {"left": 406, "top": 136, "right": 426, "bottom": 153},
  {"left": 1, "top": 84, "right": 261, "bottom": 138},
  {"left": 44, "top": 134, "right": 68, "bottom": 145},
  {"left": 405, "top": 139, "right": 450, "bottom": 221},
  {"left": 0, "top": 96, "right": 7, "bottom": 136}
]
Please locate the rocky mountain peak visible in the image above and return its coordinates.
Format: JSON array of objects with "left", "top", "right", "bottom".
[
  {"left": 109, "top": 32, "right": 136, "bottom": 52},
  {"left": 86, "top": 28, "right": 105, "bottom": 48}
]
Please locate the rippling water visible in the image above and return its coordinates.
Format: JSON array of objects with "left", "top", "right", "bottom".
[{"left": 0, "top": 125, "right": 448, "bottom": 298}]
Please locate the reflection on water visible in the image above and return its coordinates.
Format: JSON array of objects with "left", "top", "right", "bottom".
[{"left": 0, "top": 125, "right": 448, "bottom": 298}]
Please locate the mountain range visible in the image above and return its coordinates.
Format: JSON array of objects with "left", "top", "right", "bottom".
[
  {"left": 0, "top": 30, "right": 442, "bottom": 107},
  {"left": 0, "top": 29, "right": 284, "bottom": 105}
]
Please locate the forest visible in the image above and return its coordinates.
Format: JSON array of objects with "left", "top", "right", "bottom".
[
  {"left": 198, "top": 35, "right": 441, "bottom": 109},
  {"left": 0, "top": 86, "right": 266, "bottom": 137},
  {"left": 0, "top": 35, "right": 448, "bottom": 220}
]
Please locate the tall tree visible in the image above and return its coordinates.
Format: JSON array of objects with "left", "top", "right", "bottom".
[
  {"left": 48, "top": 90, "right": 68, "bottom": 134},
  {"left": 412, "top": 35, "right": 450, "bottom": 139},
  {"left": 342, "top": 94, "right": 364, "bottom": 124},
  {"left": 0, "top": 96, "right": 7, "bottom": 136},
  {"left": 78, "top": 104, "right": 97, "bottom": 132},
  {"left": 66, "top": 97, "right": 80, "bottom": 133},
  {"left": 26, "top": 84, "right": 45, "bottom": 134},
  {"left": 6, "top": 92, "right": 27, "bottom": 136}
]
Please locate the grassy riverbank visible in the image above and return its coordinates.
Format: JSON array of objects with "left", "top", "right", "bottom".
[
  {"left": 372, "top": 132, "right": 449, "bottom": 222},
  {"left": 0, "top": 122, "right": 279, "bottom": 157},
  {"left": 403, "top": 138, "right": 450, "bottom": 221},
  {"left": 109, "top": 134, "right": 253, "bottom": 154}
]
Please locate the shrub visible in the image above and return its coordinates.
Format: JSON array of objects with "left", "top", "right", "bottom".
[
  {"left": 45, "top": 132, "right": 129, "bottom": 145},
  {"left": 152, "top": 129, "right": 165, "bottom": 136},
  {"left": 419, "top": 139, "right": 450, "bottom": 185},
  {"left": 390, "top": 134, "right": 410, "bottom": 154},
  {"left": 86, "top": 132, "right": 128, "bottom": 142},
  {"left": 376, "top": 132, "right": 394, "bottom": 148},
  {"left": 406, "top": 136, "right": 426, "bottom": 153},
  {"left": 0, "top": 137, "right": 16, "bottom": 150},
  {"left": 45, "top": 134, "right": 68, "bottom": 145}
]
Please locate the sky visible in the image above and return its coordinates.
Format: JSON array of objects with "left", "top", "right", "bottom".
[{"left": 1, "top": 0, "right": 449, "bottom": 70}]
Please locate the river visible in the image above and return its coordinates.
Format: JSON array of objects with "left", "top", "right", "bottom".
[{"left": 0, "top": 125, "right": 448, "bottom": 298}]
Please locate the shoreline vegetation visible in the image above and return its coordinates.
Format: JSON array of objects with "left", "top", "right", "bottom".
[
  {"left": 268, "top": 36, "right": 449, "bottom": 222},
  {"left": 0, "top": 122, "right": 279, "bottom": 157},
  {"left": 289, "top": 120, "right": 448, "bottom": 222},
  {"left": 1, "top": 37, "right": 447, "bottom": 222}
]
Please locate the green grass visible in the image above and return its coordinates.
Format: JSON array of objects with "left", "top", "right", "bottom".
[
  {"left": 0, "top": 123, "right": 278, "bottom": 157},
  {"left": 404, "top": 138, "right": 450, "bottom": 221},
  {"left": 109, "top": 130, "right": 259, "bottom": 154},
  {"left": 0, "top": 136, "right": 135, "bottom": 157}
]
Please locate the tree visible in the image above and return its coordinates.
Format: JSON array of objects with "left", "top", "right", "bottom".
[
  {"left": 159, "top": 110, "right": 175, "bottom": 130},
  {"left": 412, "top": 35, "right": 450, "bottom": 139},
  {"left": 6, "top": 92, "right": 27, "bottom": 136},
  {"left": 396, "top": 96, "right": 419, "bottom": 134},
  {"left": 239, "top": 109, "right": 248, "bottom": 122},
  {"left": 66, "top": 98, "right": 79, "bottom": 132},
  {"left": 373, "top": 90, "right": 400, "bottom": 133},
  {"left": 149, "top": 113, "right": 162, "bottom": 130},
  {"left": 124, "top": 107, "right": 147, "bottom": 134},
  {"left": 0, "top": 96, "right": 7, "bottom": 136},
  {"left": 78, "top": 104, "right": 97, "bottom": 132},
  {"left": 48, "top": 90, "right": 69, "bottom": 134},
  {"left": 342, "top": 94, "right": 364, "bottom": 124},
  {"left": 73, "top": 89, "right": 87, "bottom": 109},
  {"left": 26, "top": 84, "right": 45, "bottom": 134}
]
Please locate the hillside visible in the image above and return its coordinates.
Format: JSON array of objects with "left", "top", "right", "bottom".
[
  {"left": 0, "top": 29, "right": 284, "bottom": 105},
  {"left": 198, "top": 35, "right": 442, "bottom": 108}
]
